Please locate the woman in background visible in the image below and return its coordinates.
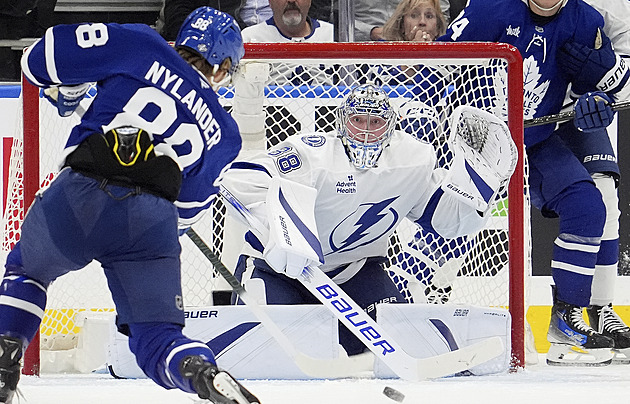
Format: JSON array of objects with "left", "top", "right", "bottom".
[{"left": 382, "top": 0, "right": 446, "bottom": 42}]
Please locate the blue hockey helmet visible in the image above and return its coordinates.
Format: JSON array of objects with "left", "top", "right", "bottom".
[{"left": 175, "top": 7, "right": 245, "bottom": 74}]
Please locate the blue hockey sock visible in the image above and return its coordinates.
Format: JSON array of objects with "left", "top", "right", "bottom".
[
  {"left": 127, "top": 322, "right": 216, "bottom": 392},
  {"left": 0, "top": 265, "right": 47, "bottom": 344}
]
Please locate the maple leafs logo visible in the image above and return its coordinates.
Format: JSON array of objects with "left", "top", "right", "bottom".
[{"left": 522, "top": 55, "right": 549, "bottom": 119}]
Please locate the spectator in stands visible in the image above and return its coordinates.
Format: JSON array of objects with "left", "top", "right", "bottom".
[
  {"left": 159, "top": 0, "right": 333, "bottom": 40},
  {"left": 241, "top": 0, "right": 333, "bottom": 42},
  {"left": 382, "top": 0, "right": 446, "bottom": 42},
  {"left": 354, "top": 0, "right": 399, "bottom": 41},
  {"left": 240, "top": 0, "right": 334, "bottom": 85},
  {"left": 354, "top": 0, "right": 454, "bottom": 41}
]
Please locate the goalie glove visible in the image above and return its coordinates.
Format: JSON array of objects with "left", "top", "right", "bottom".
[
  {"left": 573, "top": 91, "right": 615, "bottom": 132},
  {"left": 263, "top": 178, "right": 323, "bottom": 279},
  {"left": 441, "top": 106, "right": 517, "bottom": 213},
  {"left": 558, "top": 29, "right": 629, "bottom": 96},
  {"left": 43, "top": 83, "right": 90, "bottom": 117}
]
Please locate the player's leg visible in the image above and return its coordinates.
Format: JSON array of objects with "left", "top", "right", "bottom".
[
  {"left": 557, "top": 123, "right": 630, "bottom": 359},
  {"left": 586, "top": 175, "right": 630, "bottom": 358},
  {"left": 527, "top": 135, "right": 613, "bottom": 365},
  {"left": 0, "top": 169, "right": 96, "bottom": 403},
  {"left": 101, "top": 194, "right": 257, "bottom": 402}
]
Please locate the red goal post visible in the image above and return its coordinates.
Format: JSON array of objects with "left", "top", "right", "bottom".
[{"left": 10, "top": 41, "right": 525, "bottom": 375}]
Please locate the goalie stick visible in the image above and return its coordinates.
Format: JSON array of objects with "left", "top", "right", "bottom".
[
  {"left": 185, "top": 228, "right": 374, "bottom": 379},
  {"left": 218, "top": 185, "right": 505, "bottom": 381},
  {"left": 524, "top": 100, "right": 630, "bottom": 127}
]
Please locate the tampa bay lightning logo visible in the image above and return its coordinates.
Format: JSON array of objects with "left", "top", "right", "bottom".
[
  {"left": 301, "top": 134, "right": 326, "bottom": 147},
  {"left": 329, "top": 197, "right": 399, "bottom": 254}
]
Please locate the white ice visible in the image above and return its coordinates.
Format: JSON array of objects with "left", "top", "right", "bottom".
[{"left": 15, "top": 355, "right": 630, "bottom": 404}]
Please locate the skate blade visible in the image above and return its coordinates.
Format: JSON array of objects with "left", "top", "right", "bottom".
[
  {"left": 546, "top": 344, "right": 613, "bottom": 367},
  {"left": 611, "top": 349, "right": 630, "bottom": 364},
  {"left": 212, "top": 372, "right": 259, "bottom": 404}
]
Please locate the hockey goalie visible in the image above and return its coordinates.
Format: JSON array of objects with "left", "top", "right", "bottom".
[{"left": 217, "top": 81, "right": 517, "bottom": 375}]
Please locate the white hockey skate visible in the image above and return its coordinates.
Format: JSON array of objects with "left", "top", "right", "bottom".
[
  {"left": 546, "top": 300, "right": 614, "bottom": 366},
  {"left": 588, "top": 304, "right": 630, "bottom": 364}
]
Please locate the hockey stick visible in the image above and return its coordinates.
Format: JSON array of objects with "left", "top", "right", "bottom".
[
  {"left": 185, "top": 228, "right": 374, "bottom": 379},
  {"left": 218, "top": 185, "right": 505, "bottom": 381},
  {"left": 524, "top": 100, "right": 630, "bottom": 128}
]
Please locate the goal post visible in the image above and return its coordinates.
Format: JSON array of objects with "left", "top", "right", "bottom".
[{"left": 8, "top": 41, "right": 526, "bottom": 375}]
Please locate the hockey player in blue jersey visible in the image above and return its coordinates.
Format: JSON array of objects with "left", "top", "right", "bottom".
[
  {"left": 0, "top": 7, "right": 259, "bottom": 404},
  {"left": 439, "top": 0, "right": 629, "bottom": 365}
]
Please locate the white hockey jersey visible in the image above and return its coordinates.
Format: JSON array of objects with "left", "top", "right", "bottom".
[
  {"left": 222, "top": 131, "right": 487, "bottom": 273},
  {"left": 241, "top": 17, "right": 333, "bottom": 43},
  {"left": 241, "top": 17, "right": 334, "bottom": 85}
]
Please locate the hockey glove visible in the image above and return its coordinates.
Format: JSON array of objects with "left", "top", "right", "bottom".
[
  {"left": 264, "top": 238, "right": 321, "bottom": 278},
  {"left": 263, "top": 178, "right": 323, "bottom": 279},
  {"left": 441, "top": 106, "right": 517, "bottom": 213},
  {"left": 180, "top": 356, "right": 260, "bottom": 404},
  {"left": 573, "top": 91, "right": 615, "bottom": 132},
  {"left": 43, "top": 83, "right": 90, "bottom": 117},
  {"left": 558, "top": 31, "right": 629, "bottom": 95}
]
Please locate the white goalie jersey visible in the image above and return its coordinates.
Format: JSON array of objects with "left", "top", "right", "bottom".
[{"left": 221, "top": 130, "right": 488, "bottom": 273}]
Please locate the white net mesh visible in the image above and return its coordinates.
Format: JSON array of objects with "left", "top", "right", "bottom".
[{"left": 3, "top": 43, "right": 528, "bottom": 367}]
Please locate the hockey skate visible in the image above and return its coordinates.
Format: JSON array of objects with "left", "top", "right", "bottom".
[
  {"left": 0, "top": 336, "right": 22, "bottom": 404},
  {"left": 587, "top": 304, "right": 630, "bottom": 364},
  {"left": 546, "top": 300, "right": 614, "bottom": 366},
  {"left": 179, "top": 355, "right": 260, "bottom": 404}
]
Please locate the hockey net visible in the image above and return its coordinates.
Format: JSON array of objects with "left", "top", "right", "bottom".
[{"left": 5, "top": 42, "right": 527, "bottom": 374}]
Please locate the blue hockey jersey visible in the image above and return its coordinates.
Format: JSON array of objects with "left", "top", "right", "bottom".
[
  {"left": 438, "top": 0, "right": 612, "bottom": 147},
  {"left": 21, "top": 23, "right": 242, "bottom": 228}
]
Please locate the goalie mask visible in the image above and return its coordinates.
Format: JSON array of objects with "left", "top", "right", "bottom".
[
  {"left": 175, "top": 7, "right": 245, "bottom": 77},
  {"left": 336, "top": 85, "right": 397, "bottom": 169}
]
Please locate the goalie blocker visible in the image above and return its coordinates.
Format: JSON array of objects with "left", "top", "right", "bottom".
[{"left": 106, "top": 303, "right": 511, "bottom": 379}]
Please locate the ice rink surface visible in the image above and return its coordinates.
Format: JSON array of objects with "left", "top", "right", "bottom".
[{"left": 14, "top": 354, "right": 630, "bottom": 404}]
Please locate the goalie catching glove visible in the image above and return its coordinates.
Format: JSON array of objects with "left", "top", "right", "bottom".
[
  {"left": 263, "top": 178, "right": 324, "bottom": 279},
  {"left": 441, "top": 106, "right": 517, "bottom": 213},
  {"left": 43, "top": 83, "right": 90, "bottom": 117}
]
